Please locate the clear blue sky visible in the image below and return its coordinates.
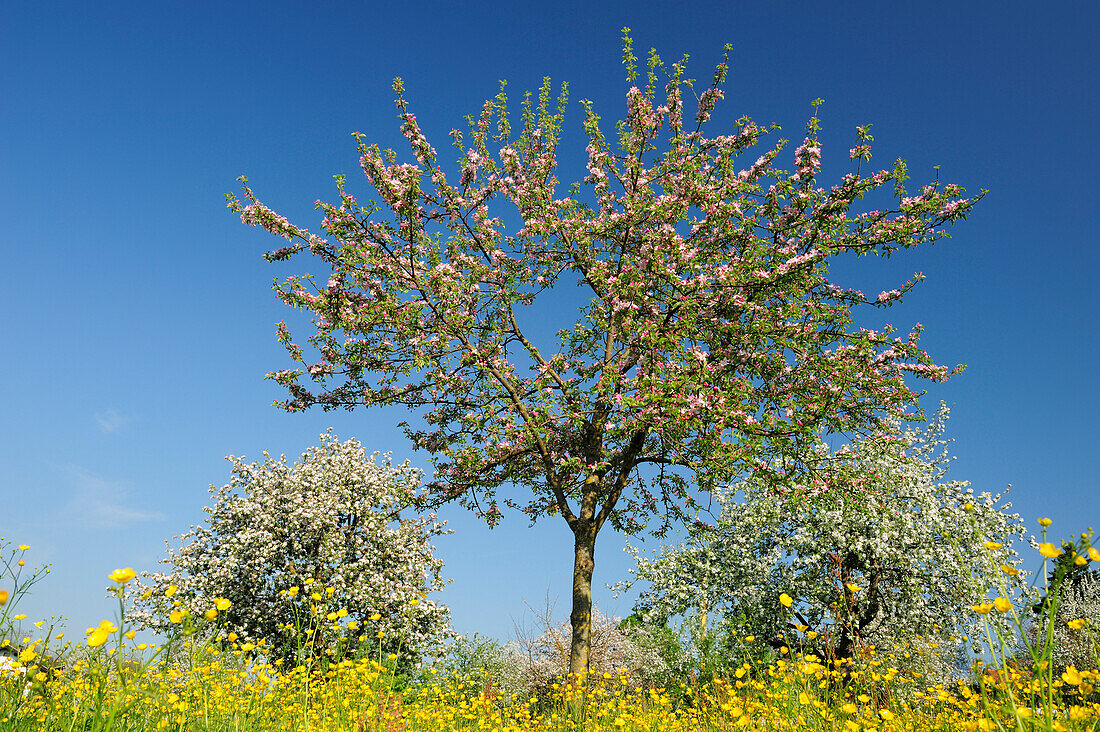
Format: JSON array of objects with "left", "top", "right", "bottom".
[{"left": 2, "top": 1, "right": 1097, "bottom": 642}]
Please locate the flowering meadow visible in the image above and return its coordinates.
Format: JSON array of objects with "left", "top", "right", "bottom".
[{"left": 3, "top": 530, "right": 1099, "bottom": 732}]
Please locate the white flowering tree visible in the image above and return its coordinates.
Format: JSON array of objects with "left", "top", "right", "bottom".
[
  {"left": 131, "top": 431, "right": 451, "bottom": 666},
  {"left": 622, "top": 404, "right": 1027, "bottom": 672}
]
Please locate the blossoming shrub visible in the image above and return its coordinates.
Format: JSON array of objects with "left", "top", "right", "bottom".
[
  {"left": 129, "top": 431, "right": 451, "bottom": 667},
  {"left": 623, "top": 404, "right": 1028, "bottom": 684}
]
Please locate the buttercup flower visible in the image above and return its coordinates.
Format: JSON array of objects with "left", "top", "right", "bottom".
[
  {"left": 1039, "top": 543, "right": 1061, "bottom": 558},
  {"left": 779, "top": 593, "right": 793, "bottom": 607},
  {"left": 0, "top": 589, "right": 8, "bottom": 606},
  {"left": 215, "top": 598, "right": 232, "bottom": 611},
  {"left": 109, "top": 568, "right": 137, "bottom": 584},
  {"left": 993, "top": 597, "right": 1013, "bottom": 612},
  {"left": 87, "top": 627, "right": 109, "bottom": 647}
]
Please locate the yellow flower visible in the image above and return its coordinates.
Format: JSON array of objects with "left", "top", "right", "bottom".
[
  {"left": 807, "top": 630, "right": 818, "bottom": 640},
  {"left": 963, "top": 502, "right": 974, "bottom": 513},
  {"left": 370, "top": 613, "right": 381, "bottom": 621},
  {"left": 1038, "top": 517, "right": 1052, "bottom": 527},
  {"left": 983, "top": 541, "right": 1003, "bottom": 550},
  {"left": 204, "top": 608, "right": 218, "bottom": 621},
  {"left": 18, "top": 545, "right": 29, "bottom": 551},
  {"left": 286, "top": 586, "right": 299, "bottom": 597},
  {"left": 971, "top": 602, "right": 994, "bottom": 615},
  {"left": 410, "top": 598, "right": 419, "bottom": 606},
  {"left": 993, "top": 597, "right": 1013, "bottom": 613},
  {"left": 744, "top": 635, "right": 755, "bottom": 642},
  {"left": 846, "top": 583, "right": 862, "bottom": 593},
  {"left": 18, "top": 647, "right": 36, "bottom": 663},
  {"left": 215, "top": 598, "right": 232, "bottom": 611},
  {"left": 227, "top": 632, "right": 238, "bottom": 642},
  {"left": 1039, "top": 543, "right": 1061, "bottom": 558},
  {"left": 169, "top": 610, "right": 185, "bottom": 624},
  {"left": 879, "top": 709, "right": 895, "bottom": 721},
  {"left": 1090, "top": 547, "right": 1100, "bottom": 562},
  {"left": 1062, "top": 666, "right": 1083, "bottom": 685},
  {"left": 109, "top": 568, "right": 137, "bottom": 584},
  {"left": 842, "top": 703, "right": 858, "bottom": 714},
  {"left": 999, "top": 563, "right": 1019, "bottom": 576},
  {"left": 124, "top": 630, "right": 136, "bottom": 640},
  {"left": 165, "top": 584, "right": 177, "bottom": 597},
  {"left": 779, "top": 593, "right": 793, "bottom": 607},
  {"left": 1075, "top": 554, "right": 1088, "bottom": 565},
  {"left": 87, "top": 628, "right": 110, "bottom": 648},
  {"left": 0, "top": 589, "right": 8, "bottom": 606},
  {"left": 1067, "top": 618, "right": 1086, "bottom": 630}
]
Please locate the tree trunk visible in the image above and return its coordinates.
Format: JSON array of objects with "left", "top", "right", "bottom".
[{"left": 568, "top": 523, "right": 597, "bottom": 677}]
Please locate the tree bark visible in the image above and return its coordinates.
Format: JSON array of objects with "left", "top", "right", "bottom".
[{"left": 568, "top": 523, "right": 597, "bottom": 677}]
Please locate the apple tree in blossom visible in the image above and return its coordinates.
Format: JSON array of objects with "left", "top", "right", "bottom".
[
  {"left": 228, "top": 31, "right": 982, "bottom": 674},
  {"left": 130, "top": 432, "right": 450, "bottom": 667},
  {"left": 620, "top": 404, "right": 1027, "bottom": 680}
]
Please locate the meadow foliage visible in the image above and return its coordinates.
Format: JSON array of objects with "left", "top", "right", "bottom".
[{"left": 3, "top": 533, "right": 1100, "bottom": 731}]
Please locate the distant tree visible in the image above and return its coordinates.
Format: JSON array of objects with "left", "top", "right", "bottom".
[
  {"left": 622, "top": 404, "right": 1027, "bottom": 675},
  {"left": 130, "top": 432, "right": 450, "bottom": 667},
  {"left": 229, "top": 29, "right": 981, "bottom": 674}
]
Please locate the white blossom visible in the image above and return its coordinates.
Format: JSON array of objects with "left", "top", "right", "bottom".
[{"left": 129, "top": 430, "right": 451, "bottom": 665}]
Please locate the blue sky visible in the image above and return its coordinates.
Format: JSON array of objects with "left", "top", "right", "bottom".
[{"left": 2, "top": 1, "right": 1097, "bottom": 642}]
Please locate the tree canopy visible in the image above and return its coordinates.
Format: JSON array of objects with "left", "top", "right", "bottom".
[{"left": 229, "top": 30, "right": 981, "bottom": 673}]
